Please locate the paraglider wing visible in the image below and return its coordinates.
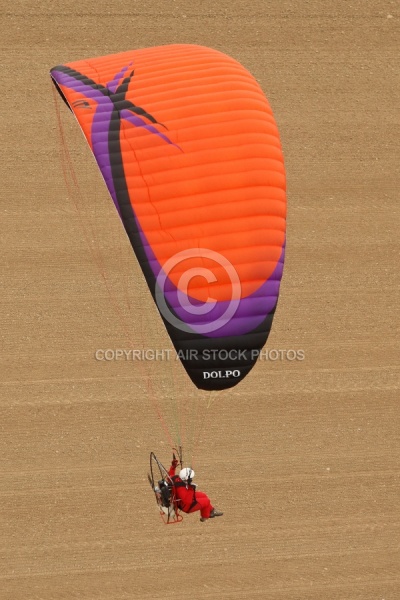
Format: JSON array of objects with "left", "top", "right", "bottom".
[{"left": 50, "top": 44, "right": 286, "bottom": 390}]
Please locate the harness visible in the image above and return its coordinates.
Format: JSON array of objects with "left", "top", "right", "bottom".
[{"left": 171, "top": 475, "right": 197, "bottom": 511}]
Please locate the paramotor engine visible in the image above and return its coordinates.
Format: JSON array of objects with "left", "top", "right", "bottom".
[{"left": 148, "top": 452, "right": 183, "bottom": 524}]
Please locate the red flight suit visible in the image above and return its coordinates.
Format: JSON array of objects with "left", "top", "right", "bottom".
[{"left": 168, "top": 464, "right": 214, "bottom": 519}]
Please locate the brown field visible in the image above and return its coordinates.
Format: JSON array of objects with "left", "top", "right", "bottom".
[{"left": 1, "top": 1, "right": 399, "bottom": 598}]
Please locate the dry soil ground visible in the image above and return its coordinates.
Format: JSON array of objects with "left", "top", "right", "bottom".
[{"left": 1, "top": 1, "right": 399, "bottom": 599}]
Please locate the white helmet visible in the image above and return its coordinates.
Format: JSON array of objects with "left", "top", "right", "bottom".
[{"left": 179, "top": 467, "right": 195, "bottom": 482}]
